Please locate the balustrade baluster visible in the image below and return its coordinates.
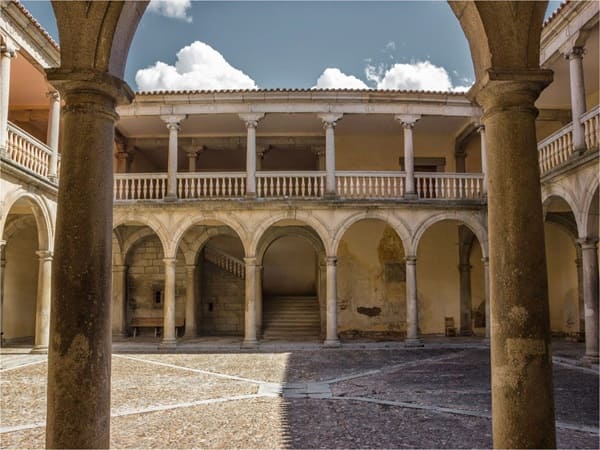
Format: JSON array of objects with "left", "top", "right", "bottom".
[{"left": 275, "top": 177, "right": 280, "bottom": 196}]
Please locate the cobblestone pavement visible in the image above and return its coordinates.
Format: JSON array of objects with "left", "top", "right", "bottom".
[{"left": 0, "top": 345, "right": 598, "bottom": 449}]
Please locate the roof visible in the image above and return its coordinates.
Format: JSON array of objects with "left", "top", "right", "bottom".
[
  {"left": 542, "top": 0, "right": 570, "bottom": 28},
  {"left": 13, "top": 0, "right": 60, "bottom": 51},
  {"left": 135, "top": 88, "right": 468, "bottom": 96}
]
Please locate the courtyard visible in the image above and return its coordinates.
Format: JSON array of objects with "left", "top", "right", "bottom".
[{"left": 1, "top": 340, "right": 598, "bottom": 449}]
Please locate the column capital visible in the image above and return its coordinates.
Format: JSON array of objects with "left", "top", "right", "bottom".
[
  {"left": 0, "top": 239, "right": 6, "bottom": 248},
  {"left": 394, "top": 114, "right": 421, "bottom": 128},
  {"left": 318, "top": 113, "right": 343, "bottom": 128},
  {"left": 36, "top": 250, "right": 54, "bottom": 260},
  {"left": 564, "top": 46, "right": 585, "bottom": 60},
  {"left": 311, "top": 144, "right": 325, "bottom": 156},
  {"left": 326, "top": 256, "right": 338, "bottom": 266},
  {"left": 405, "top": 255, "right": 417, "bottom": 264},
  {"left": 184, "top": 145, "right": 203, "bottom": 157},
  {"left": 481, "top": 256, "right": 490, "bottom": 264},
  {"left": 256, "top": 144, "right": 270, "bottom": 158},
  {"left": 161, "top": 114, "right": 187, "bottom": 130},
  {"left": 239, "top": 113, "right": 265, "bottom": 128},
  {"left": 244, "top": 256, "right": 257, "bottom": 266},
  {"left": 46, "top": 90, "right": 61, "bottom": 102},
  {"left": 163, "top": 257, "right": 177, "bottom": 266},
  {"left": 0, "top": 43, "right": 17, "bottom": 58},
  {"left": 112, "top": 264, "right": 127, "bottom": 273},
  {"left": 458, "top": 263, "right": 472, "bottom": 272},
  {"left": 185, "top": 264, "right": 196, "bottom": 272},
  {"left": 577, "top": 238, "right": 599, "bottom": 250}
]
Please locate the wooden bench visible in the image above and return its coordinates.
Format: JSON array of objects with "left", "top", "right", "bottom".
[{"left": 130, "top": 317, "right": 185, "bottom": 338}]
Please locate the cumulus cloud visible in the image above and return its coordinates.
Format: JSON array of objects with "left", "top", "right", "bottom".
[
  {"left": 366, "top": 61, "right": 473, "bottom": 92},
  {"left": 313, "top": 68, "right": 369, "bottom": 89},
  {"left": 148, "top": 0, "right": 192, "bottom": 23},
  {"left": 135, "top": 41, "right": 258, "bottom": 91}
]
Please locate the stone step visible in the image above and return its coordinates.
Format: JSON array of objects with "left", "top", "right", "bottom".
[{"left": 262, "top": 296, "right": 320, "bottom": 339}]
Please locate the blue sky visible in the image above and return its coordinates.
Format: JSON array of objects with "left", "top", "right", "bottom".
[{"left": 22, "top": 0, "right": 563, "bottom": 92}]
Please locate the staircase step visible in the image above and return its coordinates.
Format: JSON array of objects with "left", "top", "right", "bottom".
[{"left": 262, "top": 296, "right": 321, "bottom": 340}]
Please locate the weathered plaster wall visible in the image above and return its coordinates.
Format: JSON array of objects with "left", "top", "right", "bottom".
[
  {"left": 2, "top": 224, "right": 38, "bottom": 341},
  {"left": 545, "top": 222, "right": 579, "bottom": 335},
  {"left": 337, "top": 220, "right": 406, "bottom": 338}
]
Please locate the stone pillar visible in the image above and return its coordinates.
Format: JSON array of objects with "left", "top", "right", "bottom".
[
  {"left": 111, "top": 264, "right": 127, "bottom": 338},
  {"left": 395, "top": 115, "right": 420, "bottom": 199},
  {"left": 185, "top": 264, "right": 197, "bottom": 338},
  {"left": 31, "top": 251, "right": 52, "bottom": 353},
  {"left": 324, "top": 256, "right": 340, "bottom": 347},
  {"left": 255, "top": 264, "right": 263, "bottom": 337},
  {"left": 575, "top": 248, "right": 585, "bottom": 336},
  {"left": 161, "top": 257, "right": 177, "bottom": 348},
  {"left": 458, "top": 263, "right": 473, "bottom": 335},
  {"left": 475, "top": 74, "right": 556, "bottom": 448},
  {"left": 477, "top": 124, "right": 488, "bottom": 195},
  {"left": 161, "top": 115, "right": 186, "bottom": 201},
  {"left": 405, "top": 255, "right": 422, "bottom": 346},
  {"left": 115, "top": 146, "right": 130, "bottom": 174},
  {"left": 0, "top": 43, "right": 16, "bottom": 156},
  {"left": 239, "top": 113, "right": 264, "bottom": 198},
  {"left": 44, "top": 70, "right": 133, "bottom": 449},
  {"left": 0, "top": 240, "right": 5, "bottom": 345},
  {"left": 313, "top": 145, "right": 325, "bottom": 171},
  {"left": 565, "top": 47, "right": 587, "bottom": 154},
  {"left": 482, "top": 257, "right": 490, "bottom": 340},
  {"left": 318, "top": 114, "right": 343, "bottom": 197},
  {"left": 243, "top": 257, "right": 258, "bottom": 347},
  {"left": 256, "top": 145, "right": 268, "bottom": 172},
  {"left": 579, "top": 238, "right": 599, "bottom": 363},
  {"left": 47, "top": 91, "right": 61, "bottom": 180},
  {"left": 186, "top": 146, "right": 201, "bottom": 172},
  {"left": 318, "top": 261, "right": 327, "bottom": 336}
]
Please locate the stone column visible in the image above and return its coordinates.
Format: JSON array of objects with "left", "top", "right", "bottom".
[
  {"left": 395, "top": 115, "right": 420, "bottom": 199},
  {"left": 115, "top": 146, "right": 129, "bottom": 174},
  {"left": 47, "top": 91, "right": 61, "bottom": 181},
  {"left": 243, "top": 257, "right": 258, "bottom": 347},
  {"left": 458, "top": 263, "right": 473, "bottom": 335},
  {"left": 475, "top": 74, "right": 556, "bottom": 448},
  {"left": 575, "top": 248, "right": 585, "bottom": 337},
  {"left": 161, "top": 257, "right": 177, "bottom": 348},
  {"left": 111, "top": 264, "right": 127, "bottom": 338},
  {"left": 477, "top": 124, "right": 488, "bottom": 195},
  {"left": 405, "top": 255, "right": 422, "bottom": 346},
  {"left": 44, "top": 70, "right": 133, "bottom": 449},
  {"left": 318, "top": 261, "right": 327, "bottom": 336},
  {"left": 482, "top": 257, "right": 490, "bottom": 340},
  {"left": 161, "top": 115, "right": 186, "bottom": 201},
  {"left": 185, "top": 264, "right": 197, "bottom": 338},
  {"left": 313, "top": 145, "right": 325, "bottom": 171},
  {"left": 0, "top": 43, "right": 16, "bottom": 157},
  {"left": 318, "top": 114, "right": 343, "bottom": 197},
  {"left": 186, "top": 146, "right": 201, "bottom": 172},
  {"left": 256, "top": 145, "right": 268, "bottom": 171},
  {"left": 255, "top": 264, "right": 263, "bottom": 337},
  {"left": 239, "top": 113, "right": 264, "bottom": 198},
  {"left": 31, "top": 251, "right": 52, "bottom": 354},
  {"left": 324, "top": 256, "right": 340, "bottom": 347},
  {"left": 579, "top": 238, "right": 599, "bottom": 363},
  {"left": 565, "top": 47, "right": 587, "bottom": 154}
]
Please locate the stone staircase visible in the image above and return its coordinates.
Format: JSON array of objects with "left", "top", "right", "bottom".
[
  {"left": 204, "top": 245, "right": 245, "bottom": 279},
  {"left": 262, "top": 296, "right": 321, "bottom": 340}
]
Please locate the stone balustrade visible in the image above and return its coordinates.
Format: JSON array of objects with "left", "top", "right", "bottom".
[
  {"left": 114, "top": 173, "right": 168, "bottom": 200},
  {"left": 204, "top": 245, "right": 245, "bottom": 279},
  {"left": 177, "top": 172, "right": 246, "bottom": 199},
  {"left": 414, "top": 172, "right": 484, "bottom": 200},
  {"left": 6, "top": 122, "right": 54, "bottom": 178},
  {"left": 336, "top": 171, "right": 405, "bottom": 199},
  {"left": 538, "top": 123, "right": 573, "bottom": 174},
  {"left": 582, "top": 105, "right": 599, "bottom": 150},
  {"left": 257, "top": 171, "right": 325, "bottom": 198}
]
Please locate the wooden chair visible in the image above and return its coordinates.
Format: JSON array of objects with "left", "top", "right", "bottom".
[{"left": 445, "top": 317, "right": 457, "bottom": 337}]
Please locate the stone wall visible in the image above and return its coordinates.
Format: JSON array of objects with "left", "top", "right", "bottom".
[{"left": 200, "top": 260, "right": 244, "bottom": 335}]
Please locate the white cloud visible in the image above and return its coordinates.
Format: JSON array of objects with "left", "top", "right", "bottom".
[
  {"left": 366, "top": 61, "right": 473, "bottom": 92},
  {"left": 384, "top": 41, "right": 396, "bottom": 52},
  {"left": 148, "top": 0, "right": 192, "bottom": 23},
  {"left": 313, "top": 68, "right": 369, "bottom": 89},
  {"left": 135, "top": 41, "right": 258, "bottom": 91}
]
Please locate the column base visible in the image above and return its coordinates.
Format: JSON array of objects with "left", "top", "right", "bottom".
[
  {"left": 163, "top": 195, "right": 178, "bottom": 202},
  {"left": 48, "top": 175, "right": 58, "bottom": 184},
  {"left": 460, "top": 329, "right": 473, "bottom": 337},
  {"left": 184, "top": 330, "right": 197, "bottom": 339},
  {"left": 404, "top": 337, "right": 424, "bottom": 347},
  {"left": 324, "top": 192, "right": 337, "bottom": 200},
  {"left": 570, "top": 147, "right": 587, "bottom": 158},
  {"left": 159, "top": 338, "right": 177, "bottom": 349},
  {"left": 581, "top": 354, "right": 599, "bottom": 365},
  {"left": 323, "top": 339, "right": 341, "bottom": 348},
  {"left": 245, "top": 193, "right": 257, "bottom": 200},
  {"left": 404, "top": 192, "right": 417, "bottom": 200},
  {"left": 242, "top": 339, "right": 258, "bottom": 349},
  {"left": 30, "top": 345, "right": 48, "bottom": 354}
]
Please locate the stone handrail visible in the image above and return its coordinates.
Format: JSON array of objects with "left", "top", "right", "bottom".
[
  {"left": 6, "top": 121, "right": 53, "bottom": 178},
  {"left": 204, "top": 245, "right": 245, "bottom": 279},
  {"left": 336, "top": 171, "right": 406, "bottom": 199},
  {"left": 537, "top": 123, "right": 573, "bottom": 175},
  {"left": 581, "top": 105, "right": 599, "bottom": 150},
  {"left": 414, "top": 172, "right": 484, "bottom": 199},
  {"left": 256, "top": 171, "right": 325, "bottom": 198},
  {"left": 114, "top": 173, "right": 168, "bottom": 200},
  {"left": 177, "top": 172, "right": 246, "bottom": 199}
]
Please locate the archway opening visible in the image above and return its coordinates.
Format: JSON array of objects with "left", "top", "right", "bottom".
[
  {"left": 258, "top": 222, "right": 324, "bottom": 340},
  {"left": 1, "top": 198, "right": 43, "bottom": 345},
  {"left": 543, "top": 195, "right": 582, "bottom": 338},
  {"left": 416, "top": 219, "right": 485, "bottom": 336},
  {"left": 336, "top": 219, "right": 406, "bottom": 340}
]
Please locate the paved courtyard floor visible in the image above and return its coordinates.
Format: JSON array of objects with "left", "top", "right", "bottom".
[{"left": 0, "top": 341, "right": 598, "bottom": 449}]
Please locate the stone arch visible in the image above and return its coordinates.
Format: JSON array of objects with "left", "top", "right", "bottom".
[
  {"left": 257, "top": 226, "right": 326, "bottom": 265},
  {"left": 113, "top": 215, "right": 170, "bottom": 261},
  {"left": 582, "top": 182, "right": 599, "bottom": 239},
  {"left": 178, "top": 226, "right": 240, "bottom": 266},
  {"left": 249, "top": 211, "right": 332, "bottom": 257},
  {"left": 170, "top": 214, "right": 249, "bottom": 260},
  {"left": 411, "top": 211, "right": 488, "bottom": 258},
  {"left": 332, "top": 211, "right": 411, "bottom": 257},
  {"left": 542, "top": 185, "right": 581, "bottom": 230},
  {"left": 0, "top": 189, "right": 53, "bottom": 252}
]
